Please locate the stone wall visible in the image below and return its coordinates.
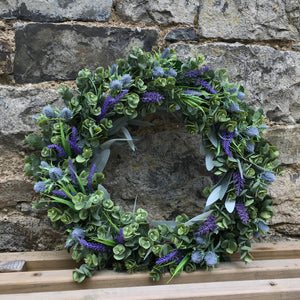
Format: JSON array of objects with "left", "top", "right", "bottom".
[{"left": 0, "top": 0, "right": 299, "bottom": 251}]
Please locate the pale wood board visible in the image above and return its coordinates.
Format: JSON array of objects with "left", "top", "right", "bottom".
[
  {"left": 1, "top": 278, "right": 300, "bottom": 300},
  {"left": 0, "top": 258, "right": 300, "bottom": 294}
]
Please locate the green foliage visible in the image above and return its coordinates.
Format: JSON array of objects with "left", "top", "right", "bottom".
[{"left": 24, "top": 46, "right": 281, "bottom": 284}]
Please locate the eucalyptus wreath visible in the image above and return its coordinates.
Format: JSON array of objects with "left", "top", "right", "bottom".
[{"left": 24, "top": 47, "right": 280, "bottom": 283}]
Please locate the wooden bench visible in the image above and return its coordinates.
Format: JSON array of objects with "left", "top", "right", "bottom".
[{"left": 0, "top": 241, "right": 300, "bottom": 299}]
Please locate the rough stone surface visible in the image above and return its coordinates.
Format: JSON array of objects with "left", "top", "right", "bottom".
[
  {"left": 198, "top": 0, "right": 300, "bottom": 41},
  {"left": 269, "top": 166, "right": 300, "bottom": 237},
  {"left": 165, "top": 27, "right": 198, "bottom": 42},
  {"left": 14, "top": 23, "right": 159, "bottom": 83},
  {"left": 263, "top": 125, "right": 300, "bottom": 165},
  {"left": 172, "top": 43, "right": 300, "bottom": 124},
  {"left": 0, "top": 85, "right": 62, "bottom": 148},
  {"left": 103, "top": 123, "right": 211, "bottom": 221},
  {"left": 115, "top": 0, "right": 200, "bottom": 25},
  {"left": 0, "top": 0, "right": 112, "bottom": 22}
]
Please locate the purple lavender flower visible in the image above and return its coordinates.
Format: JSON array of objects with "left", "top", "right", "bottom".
[
  {"left": 244, "top": 126, "right": 259, "bottom": 137},
  {"left": 183, "top": 89, "right": 202, "bottom": 96},
  {"left": 165, "top": 68, "right": 177, "bottom": 78},
  {"left": 60, "top": 107, "right": 73, "bottom": 119},
  {"left": 237, "top": 91, "right": 245, "bottom": 100},
  {"left": 219, "top": 129, "right": 235, "bottom": 157},
  {"left": 245, "top": 141, "right": 255, "bottom": 153},
  {"left": 195, "top": 215, "right": 218, "bottom": 236},
  {"left": 196, "top": 78, "right": 217, "bottom": 94},
  {"left": 85, "top": 164, "right": 96, "bottom": 193},
  {"left": 233, "top": 171, "right": 245, "bottom": 196},
  {"left": 142, "top": 92, "right": 165, "bottom": 104},
  {"left": 78, "top": 238, "right": 106, "bottom": 252},
  {"left": 204, "top": 252, "right": 218, "bottom": 267},
  {"left": 152, "top": 66, "right": 164, "bottom": 78},
  {"left": 49, "top": 167, "right": 64, "bottom": 181},
  {"left": 191, "top": 251, "right": 203, "bottom": 264},
  {"left": 185, "top": 66, "right": 211, "bottom": 78},
  {"left": 97, "top": 90, "right": 129, "bottom": 120},
  {"left": 47, "top": 144, "right": 66, "bottom": 159},
  {"left": 160, "top": 48, "right": 170, "bottom": 59},
  {"left": 43, "top": 106, "right": 54, "bottom": 118},
  {"left": 66, "top": 128, "right": 82, "bottom": 155},
  {"left": 68, "top": 159, "right": 78, "bottom": 188},
  {"left": 116, "top": 228, "right": 124, "bottom": 244},
  {"left": 227, "top": 101, "right": 240, "bottom": 112},
  {"left": 110, "top": 79, "right": 122, "bottom": 90},
  {"left": 261, "top": 172, "right": 275, "bottom": 184},
  {"left": 156, "top": 249, "right": 178, "bottom": 264},
  {"left": 235, "top": 202, "right": 249, "bottom": 224},
  {"left": 52, "top": 190, "right": 70, "bottom": 198},
  {"left": 121, "top": 74, "right": 131, "bottom": 87},
  {"left": 34, "top": 181, "right": 47, "bottom": 193}
]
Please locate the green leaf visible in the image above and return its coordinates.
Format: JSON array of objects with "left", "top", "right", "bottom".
[
  {"left": 205, "top": 185, "right": 222, "bottom": 207},
  {"left": 42, "top": 194, "right": 75, "bottom": 210},
  {"left": 167, "top": 254, "right": 190, "bottom": 283},
  {"left": 207, "top": 129, "right": 218, "bottom": 148}
]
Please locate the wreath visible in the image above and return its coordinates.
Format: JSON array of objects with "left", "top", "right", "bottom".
[{"left": 24, "top": 47, "right": 280, "bottom": 283}]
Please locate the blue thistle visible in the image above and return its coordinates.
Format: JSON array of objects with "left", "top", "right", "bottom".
[
  {"left": 227, "top": 86, "right": 238, "bottom": 94},
  {"left": 110, "top": 64, "right": 117, "bottom": 75},
  {"left": 65, "top": 228, "right": 85, "bottom": 247},
  {"left": 152, "top": 66, "right": 164, "bottom": 78},
  {"left": 160, "top": 48, "right": 170, "bottom": 59},
  {"left": 261, "top": 172, "right": 275, "bottom": 184},
  {"left": 33, "top": 181, "right": 47, "bottom": 193},
  {"left": 258, "top": 124, "right": 268, "bottom": 130},
  {"left": 78, "top": 238, "right": 106, "bottom": 252},
  {"left": 195, "top": 236, "right": 206, "bottom": 245},
  {"left": 237, "top": 91, "right": 245, "bottom": 100},
  {"left": 165, "top": 68, "right": 177, "bottom": 78},
  {"left": 121, "top": 74, "right": 131, "bottom": 87},
  {"left": 60, "top": 107, "right": 73, "bottom": 119},
  {"left": 43, "top": 106, "right": 54, "bottom": 118},
  {"left": 244, "top": 126, "right": 259, "bottom": 137},
  {"left": 233, "top": 171, "right": 245, "bottom": 196},
  {"left": 227, "top": 101, "right": 240, "bottom": 112},
  {"left": 235, "top": 202, "right": 249, "bottom": 224},
  {"left": 245, "top": 141, "right": 255, "bottom": 153},
  {"left": 191, "top": 251, "right": 203, "bottom": 264},
  {"left": 110, "top": 79, "right": 122, "bottom": 90},
  {"left": 49, "top": 167, "right": 64, "bottom": 181},
  {"left": 142, "top": 92, "right": 165, "bottom": 103},
  {"left": 195, "top": 215, "right": 218, "bottom": 236},
  {"left": 258, "top": 220, "right": 269, "bottom": 233},
  {"left": 40, "top": 161, "right": 49, "bottom": 168},
  {"left": 204, "top": 252, "right": 218, "bottom": 267}
]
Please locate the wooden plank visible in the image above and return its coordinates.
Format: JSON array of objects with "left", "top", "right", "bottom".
[
  {"left": 1, "top": 278, "right": 300, "bottom": 300},
  {"left": 0, "top": 241, "right": 299, "bottom": 272},
  {"left": 1, "top": 258, "right": 300, "bottom": 294}
]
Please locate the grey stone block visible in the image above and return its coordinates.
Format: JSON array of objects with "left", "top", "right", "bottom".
[
  {"left": 115, "top": 0, "right": 200, "bottom": 25},
  {"left": 198, "top": 0, "right": 300, "bottom": 41},
  {"left": 0, "top": 0, "right": 112, "bottom": 22},
  {"left": 165, "top": 27, "right": 198, "bottom": 42},
  {"left": 172, "top": 43, "right": 300, "bottom": 124},
  {"left": 14, "top": 23, "right": 159, "bottom": 83}
]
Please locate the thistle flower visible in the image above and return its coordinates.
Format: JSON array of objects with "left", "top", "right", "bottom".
[
  {"left": 152, "top": 66, "right": 164, "bottom": 78},
  {"left": 195, "top": 215, "right": 218, "bottom": 236},
  {"left": 165, "top": 68, "right": 177, "bottom": 78},
  {"left": 33, "top": 181, "right": 47, "bottom": 193},
  {"left": 233, "top": 171, "right": 245, "bottom": 196},
  {"left": 47, "top": 144, "right": 66, "bottom": 159},
  {"left": 160, "top": 48, "right": 170, "bottom": 59},
  {"left": 85, "top": 164, "right": 96, "bottom": 193},
  {"left": 110, "top": 64, "right": 117, "bottom": 75},
  {"left": 60, "top": 107, "right": 73, "bottom": 119},
  {"left": 121, "top": 74, "right": 131, "bottom": 87},
  {"left": 40, "top": 161, "right": 49, "bottom": 168},
  {"left": 227, "top": 86, "right": 237, "bottom": 94},
  {"left": 65, "top": 228, "right": 85, "bottom": 247},
  {"left": 227, "top": 101, "right": 240, "bottom": 112},
  {"left": 116, "top": 228, "right": 124, "bottom": 244},
  {"left": 244, "top": 126, "right": 259, "bottom": 137},
  {"left": 235, "top": 202, "right": 249, "bottom": 224},
  {"left": 219, "top": 129, "right": 235, "bottom": 157},
  {"left": 258, "top": 220, "right": 269, "bottom": 233},
  {"left": 191, "top": 251, "right": 203, "bottom": 264},
  {"left": 237, "top": 91, "right": 245, "bottom": 100},
  {"left": 78, "top": 238, "right": 106, "bottom": 252},
  {"left": 245, "top": 141, "right": 255, "bottom": 153},
  {"left": 261, "top": 172, "right": 275, "bottom": 184},
  {"left": 195, "top": 236, "right": 206, "bottom": 245},
  {"left": 204, "top": 252, "right": 218, "bottom": 267},
  {"left": 43, "top": 106, "right": 54, "bottom": 118},
  {"left": 258, "top": 124, "right": 268, "bottom": 130},
  {"left": 156, "top": 249, "right": 178, "bottom": 264},
  {"left": 110, "top": 79, "right": 122, "bottom": 90},
  {"left": 142, "top": 92, "right": 165, "bottom": 103},
  {"left": 49, "top": 167, "right": 64, "bottom": 181}
]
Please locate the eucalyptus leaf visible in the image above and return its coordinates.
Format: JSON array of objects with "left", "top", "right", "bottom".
[
  {"left": 97, "top": 184, "right": 110, "bottom": 199},
  {"left": 121, "top": 127, "right": 135, "bottom": 151},
  {"left": 225, "top": 198, "right": 236, "bottom": 213},
  {"left": 207, "top": 128, "right": 218, "bottom": 148},
  {"left": 205, "top": 185, "right": 222, "bottom": 207},
  {"left": 108, "top": 117, "right": 128, "bottom": 136},
  {"left": 200, "top": 139, "right": 207, "bottom": 155},
  {"left": 184, "top": 211, "right": 212, "bottom": 226},
  {"left": 91, "top": 148, "right": 111, "bottom": 173},
  {"left": 205, "top": 152, "right": 214, "bottom": 171},
  {"left": 237, "top": 159, "right": 244, "bottom": 179},
  {"left": 219, "top": 172, "right": 233, "bottom": 200}
]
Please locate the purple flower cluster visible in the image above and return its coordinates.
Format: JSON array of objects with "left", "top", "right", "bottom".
[
  {"left": 185, "top": 66, "right": 211, "bottom": 78},
  {"left": 116, "top": 228, "right": 124, "bottom": 244},
  {"left": 142, "top": 92, "right": 165, "bottom": 103},
  {"left": 78, "top": 238, "right": 106, "bottom": 252},
  {"left": 68, "top": 159, "right": 78, "bottom": 188},
  {"left": 235, "top": 202, "right": 249, "bottom": 224},
  {"left": 85, "top": 164, "right": 96, "bottom": 193},
  {"left": 156, "top": 249, "right": 179, "bottom": 264},
  {"left": 219, "top": 129, "right": 235, "bottom": 157},
  {"left": 52, "top": 190, "right": 71, "bottom": 198},
  {"left": 97, "top": 90, "right": 129, "bottom": 120},
  {"left": 196, "top": 78, "right": 217, "bottom": 94},
  {"left": 233, "top": 171, "right": 245, "bottom": 196},
  {"left": 47, "top": 144, "right": 66, "bottom": 159},
  {"left": 66, "top": 127, "right": 82, "bottom": 155},
  {"left": 195, "top": 215, "right": 218, "bottom": 236}
]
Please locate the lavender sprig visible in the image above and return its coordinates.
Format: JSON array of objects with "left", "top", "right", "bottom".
[
  {"left": 78, "top": 238, "right": 106, "bottom": 252},
  {"left": 66, "top": 127, "right": 82, "bottom": 155},
  {"left": 185, "top": 66, "right": 211, "bottom": 78},
  {"left": 142, "top": 92, "right": 165, "bottom": 103},
  {"left": 52, "top": 190, "right": 71, "bottom": 198},
  {"left": 156, "top": 249, "right": 179, "bottom": 264},
  {"left": 47, "top": 144, "right": 66, "bottom": 159},
  {"left": 235, "top": 202, "right": 249, "bottom": 224},
  {"left": 195, "top": 215, "right": 218, "bottom": 236},
  {"left": 219, "top": 129, "right": 235, "bottom": 157},
  {"left": 233, "top": 171, "right": 245, "bottom": 196},
  {"left": 68, "top": 159, "right": 78, "bottom": 188},
  {"left": 116, "top": 228, "right": 124, "bottom": 244},
  {"left": 85, "top": 164, "right": 96, "bottom": 193}
]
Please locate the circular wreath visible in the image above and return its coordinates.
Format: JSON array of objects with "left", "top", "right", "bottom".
[{"left": 24, "top": 47, "right": 280, "bottom": 283}]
